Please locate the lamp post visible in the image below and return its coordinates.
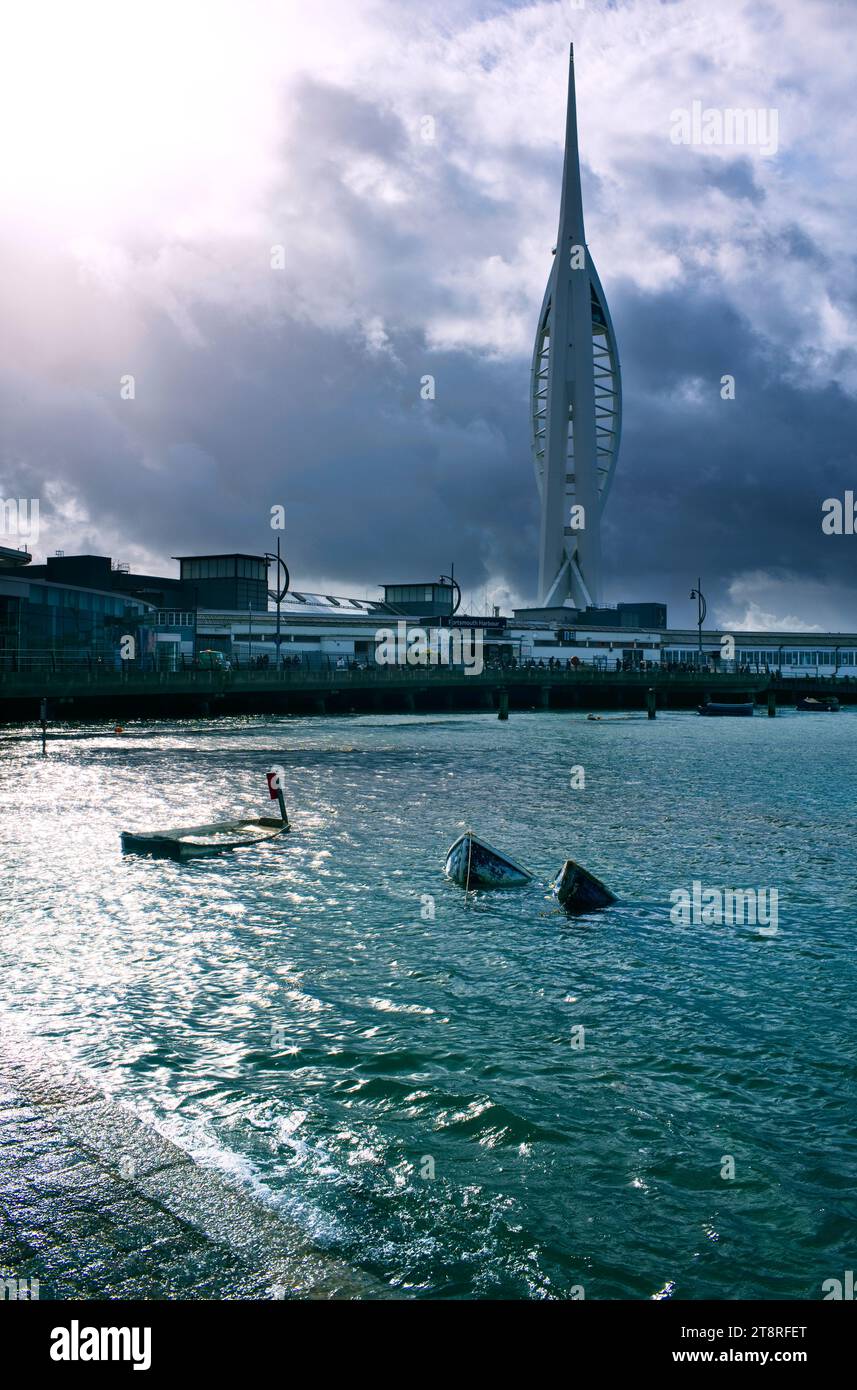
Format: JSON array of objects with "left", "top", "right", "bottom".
[
  {"left": 438, "top": 566, "right": 461, "bottom": 625},
  {"left": 264, "top": 537, "right": 290, "bottom": 666},
  {"left": 689, "top": 579, "right": 706, "bottom": 667}
]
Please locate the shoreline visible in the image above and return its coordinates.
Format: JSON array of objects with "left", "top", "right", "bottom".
[{"left": 0, "top": 1019, "right": 392, "bottom": 1301}]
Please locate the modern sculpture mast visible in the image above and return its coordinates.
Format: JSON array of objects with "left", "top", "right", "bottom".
[{"left": 530, "top": 45, "right": 622, "bottom": 608}]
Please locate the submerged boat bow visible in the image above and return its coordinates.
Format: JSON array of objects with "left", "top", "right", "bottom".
[
  {"left": 552, "top": 859, "right": 616, "bottom": 914},
  {"left": 444, "top": 832, "right": 533, "bottom": 889}
]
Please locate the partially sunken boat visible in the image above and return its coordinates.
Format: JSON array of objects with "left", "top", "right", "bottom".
[
  {"left": 121, "top": 773, "right": 290, "bottom": 862},
  {"left": 552, "top": 859, "right": 616, "bottom": 914},
  {"left": 444, "top": 832, "right": 533, "bottom": 889},
  {"left": 698, "top": 701, "right": 754, "bottom": 717}
]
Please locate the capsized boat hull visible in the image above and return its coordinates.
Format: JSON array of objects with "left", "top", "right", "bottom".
[
  {"left": 444, "top": 832, "right": 533, "bottom": 889},
  {"left": 552, "top": 859, "right": 616, "bottom": 914},
  {"left": 698, "top": 702, "right": 754, "bottom": 716},
  {"left": 121, "top": 816, "right": 288, "bottom": 861}
]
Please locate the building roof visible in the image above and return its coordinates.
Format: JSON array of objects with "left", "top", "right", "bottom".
[
  {"left": 0, "top": 544, "right": 31, "bottom": 567},
  {"left": 173, "top": 553, "right": 267, "bottom": 562},
  {"left": 280, "top": 590, "right": 392, "bottom": 617}
]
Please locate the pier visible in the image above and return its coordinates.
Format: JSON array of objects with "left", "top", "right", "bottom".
[{"left": 0, "top": 664, "right": 853, "bottom": 723}]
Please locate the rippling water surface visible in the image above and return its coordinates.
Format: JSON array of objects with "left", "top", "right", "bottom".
[{"left": 2, "top": 709, "right": 856, "bottom": 1298}]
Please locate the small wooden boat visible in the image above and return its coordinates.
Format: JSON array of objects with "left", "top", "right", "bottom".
[
  {"left": 698, "top": 701, "right": 754, "bottom": 717},
  {"left": 552, "top": 859, "right": 616, "bottom": 914},
  {"left": 444, "top": 832, "right": 533, "bottom": 889},
  {"left": 121, "top": 773, "right": 290, "bottom": 861},
  {"left": 796, "top": 695, "right": 839, "bottom": 712},
  {"left": 586, "top": 714, "right": 644, "bottom": 722}
]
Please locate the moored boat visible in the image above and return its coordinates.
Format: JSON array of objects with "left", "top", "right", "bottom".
[
  {"left": 698, "top": 701, "right": 754, "bottom": 717},
  {"left": 796, "top": 695, "right": 839, "bottom": 712},
  {"left": 444, "top": 831, "right": 533, "bottom": 889},
  {"left": 552, "top": 859, "right": 616, "bottom": 914},
  {"left": 121, "top": 773, "right": 290, "bottom": 861}
]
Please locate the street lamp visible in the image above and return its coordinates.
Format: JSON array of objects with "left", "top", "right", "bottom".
[
  {"left": 438, "top": 567, "right": 461, "bottom": 625},
  {"left": 264, "top": 537, "right": 290, "bottom": 666},
  {"left": 689, "top": 579, "right": 707, "bottom": 667}
]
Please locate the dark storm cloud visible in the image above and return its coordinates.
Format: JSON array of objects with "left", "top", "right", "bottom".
[
  {"left": 2, "top": 0, "right": 856, "bottom": 629},
  {"left": 602, "top": 279, "right": 857, "bottom": 622}
]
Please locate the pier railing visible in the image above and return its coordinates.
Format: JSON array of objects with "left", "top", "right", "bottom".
[
  {"left": 1, "top": 661, "right": 852, "bottom": 720},
  {"left": 2, "top": 662, "right": 853, "bottom": 700}
]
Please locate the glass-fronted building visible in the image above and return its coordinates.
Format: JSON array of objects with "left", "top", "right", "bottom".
[
  {"left": 0, "top": 575, "right": 152, "bottom": 671},
  {"left": 175, "top": 555, "right": 268, "bottom": 611},
  {"left": 382, "top": 582, "right": 456, "bottom": 619}
]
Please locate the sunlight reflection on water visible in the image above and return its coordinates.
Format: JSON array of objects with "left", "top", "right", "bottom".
[{"left": 2, "top": 710, "right": 856, "bottom": 1298}]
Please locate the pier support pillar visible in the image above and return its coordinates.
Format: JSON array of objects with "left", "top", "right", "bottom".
[
  {"left": 646, "top": 687, "right": 657, "bottom": 720},
  {"left": 767, "top": 689, "right": 777, "bottom": 718},
  {"left": 498, "top": 691, "right": 509, "bottom": 721},
  {"left": 404, "top": 691, "right": 415, "bottom": 713},
  {"left": 540, "top": 685, "right": 551, "bottom": 710},
  {"left": 315, "top": 696, "right": 326, "bottom": 716}
]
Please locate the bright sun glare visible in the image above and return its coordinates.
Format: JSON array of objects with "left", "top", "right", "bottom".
[{"left": 0, "top": 2, "right": 283, "bottom": 235}]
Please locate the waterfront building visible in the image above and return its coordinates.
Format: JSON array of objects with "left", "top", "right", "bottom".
[
  {"left": 0, "top": 552, "right": 152, "bottom": 671},
  {"left": 381, "top": 583, "right": 457, "bottom": 621},
  {"left": 1, "top": 549, "right": 855, "bottom": 678},
  {"left": 174, "top": 554, "right": 269, "bottom": 612}
]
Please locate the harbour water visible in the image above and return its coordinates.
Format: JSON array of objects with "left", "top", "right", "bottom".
[{"left": 2, "top": 710, "right": 855, "bottom": 1299}]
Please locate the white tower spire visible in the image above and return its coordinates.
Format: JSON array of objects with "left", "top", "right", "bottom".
[{"left": 530, "top": 45, "right": 622, "bottom": 608}]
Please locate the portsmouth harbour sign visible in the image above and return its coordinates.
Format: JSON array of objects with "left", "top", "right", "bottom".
[{"left": 374, "top": 621, "right": 484, "bottom": 676}]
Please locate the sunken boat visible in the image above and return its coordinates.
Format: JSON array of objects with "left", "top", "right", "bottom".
[
  {"left": 121, "top": 773, "right": 290, "bottom": 862},
  {"left": 552, "top": 859, "right": 616, "bottom": 914},
  {"left": 444, "top": 832, "right": 533, "bottom": 890}
]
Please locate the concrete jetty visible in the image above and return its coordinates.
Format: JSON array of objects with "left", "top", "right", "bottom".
[{"left": 0, "top": 1021, "right": 391, "bottom": 1300}]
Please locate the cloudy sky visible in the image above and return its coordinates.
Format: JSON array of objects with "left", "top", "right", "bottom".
[{"left": 1, "top": 0, "right": 855, "bottom": 629}]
